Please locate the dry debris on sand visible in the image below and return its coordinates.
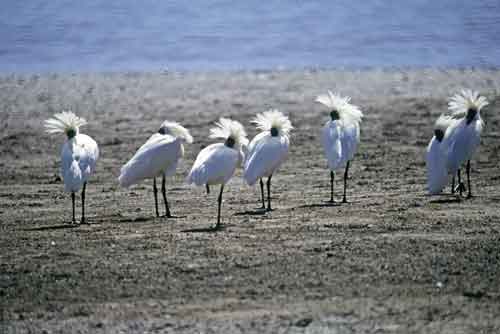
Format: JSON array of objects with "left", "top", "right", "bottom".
[{"left": 1, "top": 69, "right": 500, "bottom": 333}]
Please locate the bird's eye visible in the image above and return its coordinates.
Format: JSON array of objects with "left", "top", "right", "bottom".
[{"left": 158, "top": 127, "right": 166, "bottom": 135}]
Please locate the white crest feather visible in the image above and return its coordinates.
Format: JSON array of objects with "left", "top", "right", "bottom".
[
  {"left": 252, "top": 109, "right": 293, "bottom": 136},
  {"left": 160, "top": 121, "right": 193, "bottom": 143},
  {"left": 315, "top": 91, "right": 363, "bottom": 124},
  {"left": 448, "top": 89, "right": 488, "bottom": 118},
  {"left": 209, "top": 118, "right": 249, "bottom": 146},
  {"left": 44, "top": 111, "right": 87, "bottom": 136}
]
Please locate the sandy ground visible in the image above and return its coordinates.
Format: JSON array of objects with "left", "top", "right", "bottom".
[{"left": 1, "top": 69, "right": 500, "bottom": 333}]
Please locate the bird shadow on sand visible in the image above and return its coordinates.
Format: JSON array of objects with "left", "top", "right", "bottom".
[
  {"left": 181, "top": 225, "right": 225, "bottom": 233},
  {"left": 116, "top": 215, "right": 186, "bottom": 224},
  {"left": 23, "top": 224, "right": 79, "bottom": 231},
  {"left": 297, "top": 201, "right": 343, "bottom": 209},
  {"left": 429, "top": 196, "right": 462, "bottom": 204},
  {"left": 233, "top": 208, "right": 268, "bottom": 216}
]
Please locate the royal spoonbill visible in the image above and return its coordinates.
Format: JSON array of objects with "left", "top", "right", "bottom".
[
  {"left": 118, "top": 121, "right": 193, "bottom": 217},
  {"left": 44, "top": 111, "right": 99, "bottom": 224},
  {"left": 444, "top": 90, "right": 488, "bottom": 198},
  {"left": 426, "top": 115, "right": 455, "bottom": 195},
  {"left": 316, "top": 91, "right": 363, "bottom": 203},
  {"left": 187, "top": 118, "right": 248, "bottom": 229},
  {"left": 243, "top": 109, "right": 293, "bottom": 211}
]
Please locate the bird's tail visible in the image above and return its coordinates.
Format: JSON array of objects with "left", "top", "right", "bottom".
[{"left": 44, "top": 111, "right": 87, "bottom": 138}]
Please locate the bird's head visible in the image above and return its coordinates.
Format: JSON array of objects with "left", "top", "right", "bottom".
[
  {"left": 434, "top": 129, "right": 445, "bottom": 142},
  {"left": 209, "top": 118, "right": 248, "bottom": 149},
  {"left": 270, "top": 127, "right": 279, "bottom": 137},
  {"left": 252, "top": 109, "right": 293, "bottom": 138},
  {"left": 433, "top": 114, "right": 454, "bottom": 143},
  {"left": 330, "top": 109, "right": 340, "bottom": 121},
  {"left": 466, "top": 107, "right": 478, "bottom": 125},
  {"left": 66, "top": 128, "right": 76, "bottom": 139},
  {"left": 315, "top": 91, "right": 363, "bottom": 124},
  {"left": 448, "top": 89, "right": 488, "bottom": 125},
  {"left": 225, "top": 136, "right": 236, "bottom": 148},
  {"left": 44, "top": 111, "right": 86, "bottom": 140},
  {"left": 158, "top": 121, "right": 193, "bottom": 143}
]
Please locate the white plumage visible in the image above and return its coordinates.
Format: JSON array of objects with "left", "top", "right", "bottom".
[
  {"left": 119, "top": 121, "right": 193, "bottom": 217},
  {"left": 187, "top": 118, "right": 248, "bottom": 228},
  {"left": 426, "top": 115, "right": 454, "bottom": 195},
  {"left": 443, "top": 90, "right": 488, "bottom": 197},
  {"left": 316, "top": 91, "right": 363, "bottom": 203},
  {"left": 243, "top": 109, "right": 292, "bottom": 210},
  {"left": 45, "top": 111, "right": 99, "bottom": 224}
]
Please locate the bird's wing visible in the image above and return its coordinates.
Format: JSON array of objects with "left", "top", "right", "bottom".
[
  {"left": 119, "top": 134, "right": 181, "bottom": 187},
  {"left": 244, "top": 132, "right": 268, "bottom": 167},
  {"left": 443, "top": 118, "right": 482, "bottom": 173},
  {"left": 426, "top": 137, "right": 449, "bottom": 195},
  {"left": 60, "top": 141, "right": 83, "bottom": 192},
  {"left": 321, "top": 121, "right": 342, "bottom": 170},
  {"left": 76, "top": 134, "right": 99, "bottom": 178},
  {"left": 187, "top": 143, "right": 239, "bottom": 186},
  {"left": 243, "top": 135, "right": 289, "bottom": 185},
  {"left": 340, "top": 122, "right": 360, "bottom": 163}
]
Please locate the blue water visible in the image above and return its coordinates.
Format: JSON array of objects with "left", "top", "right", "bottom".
[{"left": 1, "top": 1, "right": 500, "bottom": 73}]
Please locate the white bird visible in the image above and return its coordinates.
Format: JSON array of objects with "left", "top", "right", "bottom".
[
  {"left": 426, "top": 114, "right": 455, "bottom": 195},
  {"left": 444, "top": 89, "right": 488, "bottom": 198},
  {"left": 118, "top": 121, "right": 193, "bottom": 218},
  {"left": 243, "top": 109, "right": 293, "bottom": 211},
  {"left": 316, "top": 91, "right": 363, "bottom": 203},
  {"left": 44, "top": 111, "right": 99, "bottom": 224},
  {"left": 187, "top": 118, "right": 248, "bottom": 229}
]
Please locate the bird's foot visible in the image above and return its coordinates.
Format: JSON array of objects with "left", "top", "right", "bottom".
[
  {"left": 211, "top": 223, "right": 225, "bottom": 231},
  {"left": 342, "top": 198, "right": 348, "bottom": 204},
  {"left": 466, "top": 193, "right": 474, "bottom": 199},
  {"left": 80, "top": 218, "right": 89, "bottom": 225},
  {"left": 454, "top": 183, "right": 466, "bottom": 195},
  {"left": 266, "top": 207, "right": 274, "bottom": 212}
]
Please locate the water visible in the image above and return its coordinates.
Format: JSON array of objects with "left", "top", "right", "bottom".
[{"left": 1, "top": 0, "right": 500, "bottom": 73}]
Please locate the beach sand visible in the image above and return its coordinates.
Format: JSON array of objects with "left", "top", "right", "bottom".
[{"left": 1, "top": 69, "right": 500, "bottom": 333}]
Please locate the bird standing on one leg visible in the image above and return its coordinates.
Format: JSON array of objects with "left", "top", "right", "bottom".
[
  {"left": 118, "top": 121, "right": 193, "bottom": 218},
  {"left": 315, "top": 91, "right": 363, "bottom": 203},
  {"left": 243, "top": 109, "right": 293, "bottom": 211},
  {"left": 426, "top": 115, "right": 455, "bottom": 195},
  {"left": 187, "top": 118, "right": 248, "bottom": 229},
  {"left": 444, "top": 89, "right": 488, "bottom": 198},
  {"left": 44, "top": 111, "right": 99, "bottom": 224}
]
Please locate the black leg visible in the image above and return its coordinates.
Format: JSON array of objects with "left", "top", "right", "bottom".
[
  {"left": 153, "top": 177, "right": 159, "bottom": 217},
  {"left": 71, "top": 192, "right": 76, "bottom": 224},
  {"left": 466, "top": 160, "right": 472, "bottom": 198},
  {"left": 216, "top": 184, "right": 224, "bottom": 229},
  {"left": 329, "top": 171, "right": 335, "bottom": 203},
  {"left": 161, "top": 175, "right": 172, "bottom": 217},
  {"left": 451, "top": 176, "right": 455, "bottom": 194},
  {"left": 457, "top": 169, "right": 465, "bottom": 197},
  {"left": 266, "top": 174, "right": 273, "bottom": 211},
  {"left": 343, "top": 161, "right": 350, "bottom": 203},
  {"left": 260, "top": 178, "right": 265, "bottom": 209},
  {"left": 206, "top": 184, "right": 210, "bottom": 194},
  {"left": 81, "top": 182, "right": 87, "bottom": 224}
]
